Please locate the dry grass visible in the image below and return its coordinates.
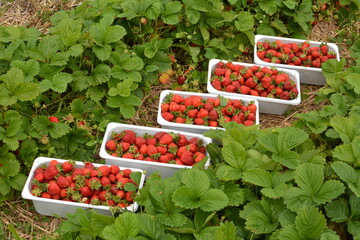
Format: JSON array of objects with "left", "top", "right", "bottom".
[{"left": 0, "top": 1, "right": 357, "bottom": 239}]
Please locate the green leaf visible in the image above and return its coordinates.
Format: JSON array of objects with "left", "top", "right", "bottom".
[
  {"left": 181, "top": 168, "right": 210, "bottom": 196},
  {"left": 56, "top": 18, "right": 82, "bottom": 47},
  {"left": 120, "top": 104, "right": 136, "bottom": 119},
  {"left": 0, "top": 68, "right": 40, "bottom": 106},
  {"left": 332, "top": 161, "right": 360, "bottom": 196},
  {"left": 102, "top": 212, "right": 139, "bottom": 239},
  {"left": 322, "top": 59, "right": 345, "bottom": 80},
  {"left": 330, "top": 116, "right": 360, "bottom": 144},
  {"left": 223, "top": 182, "right": 244, "bottom": 207},
  {"left": 270, "top": 19, "right": 289, "bottom": 34},
  {"left": 346, "top": 73, "right": 360, "bottom": 94},
  {"left": 235, "top": 12, "right": 254, "bottom": 32},
  {"left": 295, "top": 206, "right": 326, "bottom": 239},
  {"left": 0, "top": 159, "right": 20, "bottom": 177},
  {"left": 242, "top": 169, "right": 272, "bottom": 188},
  {"left": 39, "top": 72, "right": 73, "bottom": 93},
  {"left": 0, "top": 177, "right": 10, "bottom": 195},
  {"left": 325, "top": 199, "right": 349, "bottom": 223},
  {"left": 283, "top": 0, "right": 297, "bottom": 9},
  {"left": 9, "top": 174, "right": 26, "bottom": 191},
  {"left": 50, "top": 52, "right": 68, "bottom": 66},
  {"left": 93, "top": 45, "right": 112, "bottom": 61},
  {"left": 258, "top": 0, "right": 278, "bottom": 15},
  {"left": 10, "top": 59, "right": 39, "bottom": 81},
  {"left": 332, "top": 144, "right": 356, "bottom": 163},
  {"left": 199, "top": 189, "right": 229, "bottom": 212},
  {"left": 66, "top": 44, "right": 83, "bottom": 57},
  {"left": 222, "top": 141, "right": 246, "bottom": 168},
  {"left": 278, "top": 209, "right": 296, "bottom": 227},
  {"left": 272, "top": 150, "right": 300, "bottom": 169},
  {"left": 162, "top": 1, "right": 182, "bottom": 25},
  {"left": 320, "top": 229, "right": 340, "bottom": 240},
  {"left": 138, "top": 214, "right": 172, "bottom": 240},
  {"left": 296, "top": 111, "right": 329, "bottom": 134},
  {"left": 215, "top": 221, "right": 236, "bottom": 240},
  {"left": 32, "top": 116, "right": 70, "bottom": 139}
]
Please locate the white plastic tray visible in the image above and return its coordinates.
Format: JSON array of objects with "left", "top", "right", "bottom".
[
  {"left": 157, "top": 90, "right": 259, "bottom": 134},
  {"left": 254, "top": 34, "right": 340, "bottom": 85},
  {"left": 206, "top": 59, "right": 301, "bottom": 115},
  {"left": 21, "top": 157, "right": 145, "bottom": 218},
  {"left": 99, "top": 123, "right": 212, "bottom": 178}
]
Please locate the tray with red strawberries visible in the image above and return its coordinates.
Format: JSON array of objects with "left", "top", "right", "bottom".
[
  {"left": 157, "top": 90, "right": 259, "bottom": 134},
  {"left": 254, "top": 34, "right": 340, "bottom": 85},
  {"left": 207, "top": 59, "right": 301, "bottom": 115},
  {"left": 21, "top": 157, "right": 145, "bottom": 217},
  {"left": 99, "top": 123, "right": 212, "bottom": 178}
]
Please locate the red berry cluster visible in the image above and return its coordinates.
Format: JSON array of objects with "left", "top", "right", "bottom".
[
  {"left": 105, "top": 130, "right": 207, "bottom": 166},
  {"left": 256, "top": 40, "right": 336, "bottom": 68},
  {"left": 161, "top": 93, "right": 257, "bottom": 127},
  {"left": 31, "top": 160, "right": 138, "bottom": 208},
  {"left": 211, "top": 61, "right": 298, "bottom": 100}
]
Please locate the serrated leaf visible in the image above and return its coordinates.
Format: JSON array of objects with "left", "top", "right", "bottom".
[
  {"left": 215, "top": 221, "right": 236, "bottom": 240},
  {"left": 346, "top": 73, "right": 360, "bottom": 94},
  {"left": 0, "top": 177, "right": 10, "bottom": 195},
  {"left": 330, "top": 116, "right": 360, "bottom": 144},
  {"left": 295, "top": 206, "right": 326, "bottom": 239},
  {"left": 242, "top": 169, "right": 272, "bottom": 188},
  {"left": 50, "top": 52, "right": 68, "bottom": 66},
  {"left": 296, "top": 111, "right": 329, "bottom": 134},
  {"left": 222, "top": 141, "right": 246, "bottom": 168},
  {"left": 56, "top": 18, "right": 82, "bottom": 47},
  {"left": 0, "top": 158, "right": 20, "bottom": 177},
  {"left": 272, "top": 150, "right": 300, "bottom": 169},
  {"left": 283, "top": 0, "right": 296, "bottom": 9},
  {"left": 181, "top": 168, "right": 210, "bottom": 196},
  {"left": 258, "top": 0, "right": 278, "bottom": 15},
  {"left": 86, "top": 86, "right": 105, "bottom": 102},
  {"left": 332, "top": 144, "right": 356, "bottom": 163},
  {"left": 325, "top": 199, "right": 349, "bottom": 223},
  {"left": 66, "top": 44, "right": 83, "bottom": 57},
  {"left": 32, "top": 116, "right": 70, "bottom": 139},
  {"left": 102, "top": 212, "right": 139, "bottom": 239},
  {"left": 270, "top": 19, "right": 289, "bottom": 34},
  {"left": 278, "top": 209, "right": 296, "bottom": 227},
  {"left": 10, "top": 59, "right": 39, "bottom": 82},
  {"left": 234, "top": 12, "right": 254, "bottom": 32},
  {"left": 173, "top": 186, "right": 202, "bottom": 209},
  {"left": 156, "top": 212, "right": 187, "bottom": 228},
  {"left": 93, "top": 45, "right": 112, "bottom": 61},
  {"left": 120, "top": 104, "right": 135, "bottom": 119},
  {"left": 322, "top": 59, "right": 345, "bottom": 80},
  {"left": 223, "top": 183, "right": 244, "bottom": 206},
  {"left": 9, "top": 174, "right": 26, "bottom": 191},
  {"left": 199, "top": 189, "right": 228, "bottom": 212},
  {"left": 162, "top": 1, "right": 182, "bottom": 25},
  {"left": 39, "top": 72, "right": 73, "bottom": 93}
]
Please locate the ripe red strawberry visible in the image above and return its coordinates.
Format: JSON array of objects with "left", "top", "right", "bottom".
[
  {"left": 280, "top": 91, "right": 290, "bottom": 100},
  {"left": 243, "top": 120, "right": 254, "bottom": 126},
  {"left": 194, "top": 118, "right": 205, "bottom": 125},
  {"left": 122, "top": 169, "right": 132, "bottom": 178},
  {"left": 180, "top": 151, "right": 194, "bottom": 166},
  {"left": 224, "top": 106, "right": 235, "bottom": 115},
  {"left": 125, "top": 191, "right": 134, "bottom": 203},
  {"left": 34, "top": 173, "right": 44, "bottom": 182},
  {"left": 197, "top": 108, "right": 209, "bottom": 118},
  {"left": 214, "top": 67, "right": 226, "bottom": 76},
  {"left": 209, "top": 121, "right": 218, "bottom": 127},
  {"left": 98, "top": 166, "right": 110, "bottom": 177},
  {"left": 175, "top": 117, "right": 185, "bottom": 123},
  {"left": 208, "top": 109, "right": 219, "bottom": 121},
  {"left": 62, "top": 161, "right": 74, "bottom": 173},
  {"left": 135, "top": 137, "right": 146, "bottom": 148},
  {"left": 245, "top": 78, "right": 256, "bottom": 88},
  {"left": 247, "top": 104, "right": 257, "bottom": 114},
  {"left": 203, "top": 102, "right": 214, "bottom": 111},
  {"left": 84, "top": 162, "right": 95, "bottom": 170},
  {"left": 312, "top": 59, "right": 321, "bottom": 68},
  {"left": 169, "top": 102, "right": 180, "bottom": 112},
  {"left": 194, "top": 152, "right": 206, "bottom": 163},
  {"left": 261, "top": 76, "right": 272, "bottom": 89},
  {"left": 48, "top": 182, "right": 61, "bottom": 195},
  {"left": 157, "top": 146, "right": 168, "bottom": 155},
  {"left": 187, "top": 109, "right": 198, "bottom": 118},
  {"left": 159, "top": 133, "right": 173, "bottom": 145},
  {"left": 44, "top": 166, "right": 59, "bottom": 180},
  {"left": 154, "top": 132, "right": 166, "bottom": 140},
  {"left": 178, "top": 135, "right": 189, "bottom": 147},
  {"left": 275, "top": 73, "right": 289, "bottom": 84},
  {"left": 239, "top": 85, "right": 250, "bottom": 94},
  {"left": 147, "top": 145, "right": 158, "bottom": 155},
  {"left": 116, "top": 190, "right": 126, "bottom": 199},
  {"left": 177, "top": 146, "right": 187, "bottom": 158},
  {"left": 172, "top": 95, "right": 184, "bottom": 104},
  {"left": 161, "top": 103, "right": 169, "bottom": 112},
  {"left": 101, "top": 176, "right": 111, "bottom": 186},
  {"left": 212, "top": 79, "right": 222, "bottom": 90},
  {"left": 159, "top": 155, "right": 170, "bottom": 163},
  {"left": 247, "top": 113, "right": 256, "bottom": 121},
  {"left": 49, "top": 116, "right": 59, "bottom": 123},
  {"left": 122, "top": 130, "right": 136, "bottom": 144},
  {"left": 56, "top": 176, "right": 70, "bottom": 188},
  {"left": 249, "top": 90, "right": 259, "bottom": 96},
  {"left": 311, "top": 51, "right": 321, "bottom": 58},
  {"left": 105, "top": 140, "right": 117, "bottom": 151},
  {"left": 80, "top": 186, "right": 93, "bottom": 197},
  {"left": 41, "top": 192, "right": 52, "bottom": 199},
  {"left": 225, "top": 85, "right": 236, "bottom": 92},
  {"left": 191, "top": 96, "right": 202, "bottom": 108},
  {"left": 122, "top": 153, "right": 134, "bottom": 159},
  {"left": 162, "top": 112, "right": 174, "bottom": 122}
]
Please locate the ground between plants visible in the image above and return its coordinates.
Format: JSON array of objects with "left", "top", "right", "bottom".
[{"left": 0, "top": 0, "right": 357, "bottom": 239}]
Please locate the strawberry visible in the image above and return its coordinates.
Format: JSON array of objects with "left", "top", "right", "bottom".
[
  {"left": 191, "top": 96, "right": 202, "bottom": 108},
  {"left": 110, "top": 165, "right": 120, "bottom": 175},
  {"left": 194, "top": 118, "right": 205, "bottom": 125},
  {"left": 211, "top": 79, "right": 222, "bottom": 90},
  {"left": 125, "top": 191, "right": 134, "bottom": 203},
  {"left": 84, "top": 162, "right": 95, "bottom": 170},
  {"left": 159, "top": 155, "right": 170, "bottom": 163},
  {"left": 154, "top": 132, "right": 166, "bottom": 140},
  {"left": 180, "top": 151, "right": 194, "bottom": 166},
  {"left": 214, "top": 67, "right": 226, "bottom": 76},
  {"left": 247, "top": 103, "right": 257, "bottom": 114},
  {"left": 225, "top": 85, "right": 236, "bottom": 92},
  {"left": 34, "top": 173, "right": 44, "bottom": 182},
  {"left": 249, "top": 90, "right": 259, "bottom": 96},
  {"left": 312, "top": 59, "right": 321, "bottom": 68},
  {"left": 162, "top": 112, "right": 174, "bottom": 122},
  {"left": 175, "top": 117, "right": 185, "bottom": 123},
  {"left": 98, "top": 166, "right": 110, "bottom": 177},
  {"left": 41, "top": 192, "right": 52, "bottom": 199},
  {"left": 177, "top": 146, "right": 187, "bottom": 157},
  {"left": 101, "top": 176, "right": 111, "bottom": 186},
  {"left": 80, "top": 186, "right": 93, "bottom": 197},
  {"left": 161, "top": 103, "right": 169, "bottom": 113},
  {"left": 57, "top": 176, "right": 70, "bottom": 188},
  {"left": 147, "top": 145, "right": 158, "bottom": 155},
  {"left": 187, "top": 109, "right": 198, "bottom": 118},
  {"left": 239, "top": 85, "right": 250, "bottom": 94},
  {"left": 172, "top": 94, "right": 184, "bottom": 104},
  {"left": 261, "top": 76, "right": 272, "bottom": 89},
  {"left": 119, "top": 142, "right": 130, "bottom": 152},
  {"left": 62, "top": 161, "right": 74, "bottom": 173},
  {"left": 243, "top": 120, "right": 254, "bottom": 126},
  {"left": 159, "top": 133, "right": 173, "bottom": 145},
  {"left": 224, "top": 106, "right": 235, "bottom": 115},
  {"left": 105, "top": 140, "right": 117, "bottom": 151},
  {"left": 311, "top": 51, "right": 321, "bottom": 58},
  {"left": 280, "top": 91, "right": 290, "bottom": 100},
  {"left": 208, "top": 110, "right": 219, "bottom": 121},
  {"left": 245, "top": 78, "right": 256, "bottom": 88},
  {"left": 203, "top": 102, "right": 214, "bottom": 111},
  {"left": 169, "top": 102, "right": 180, "bottom": 112},
  {"left": 135, "top": 137, "right": 146, "bottom": 147},
  {"left": 177, "top": 75, "right": 186, "bottom": 85},
  {"left": 209, "top": 121, "right": 218, "bottom": 127},
  {"left": 247, "top": 113, "right": 256, "bottom": 121},
  {"left": 49, "top": 116, "right": 59, "bottom": 123},
  {"left": 122, "top": 153, "right": 134, "bottom": 159},
  {"left": 48, "top": 182, "right": 61, "bottom": 195},
  {"left": 197, "top": 108, "right": 209, "bottom": 118},
  {"left": 122, "top": 169, "right": 132, "bottom": 178},
  {"left": 44, "top": 166, "right": 59, "bottom": 180},
  {"left": 116, "top": 190, "right": 126, "bottom": 199},
  {"left": 178, "top": 135, "right": 189, "bottom": 147},
  {"left": 157, "top": 145, "right": 169, "bottom": 156},
  {"left": 194, "top": 152, "right": 206, "bottom": 163}
]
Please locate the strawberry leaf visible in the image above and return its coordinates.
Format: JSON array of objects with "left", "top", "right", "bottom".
[
  {"left": 284, "top": 163, "right": 345, "bottom": 212},
  {"left": 332, "top": 161, "right": 360, "bottom": 197},
  {"left": 0, "top": 68, "right": 40, "bottom": 106},
  {"left": 346, "top": 73, "right": 360, "bottom": 94},
  {"left": 295, "top": 206, "right": 327, "bottom": 239},
  {"left": 120, "top": 104, "right": 136, "bottom": 119},
  {"left": 54, "top": 18, "right": 82, "bottom": 48},
  {"left": 10, "top": 59, "right": 39, "bottom": 82},
  {"left": 102, "top": 212, "right": 139, "bottom": 239},
  {"left": 0, "top": 158, "right": 19, "bottom": 178},
  {"left": 214, "top": 221, "right": 237, "bottom": 240},
  {"left": 270, "top": 19, "right": 289, "bottom": 34},
  {"left": 9, "top": 174, "right": 26, "bottom": 191},
  {"left": 332, "top": 136, "right": 360, "bottom": 165},
  {"left": 258, "top": 0, "right": 278, "bottom": 15},
  {"left": 93, "top": 45, "right": 112, "bottom": 61},
  {"left": 138, "top": 214, "right": 176, "bottom": 240},
  {"left": 240, "top": 198, "right": 284, "bottom": 234},
  {"left": 39, "top": 72, "right": 73, "bottom": 93},
  {"left": 296, "top": 111, "right": 329, "bottom": 134},
  {"left": 161, "top": 1, "right": 182, "bottom": 25},
  {"left": 33, "top": 116, "right": 70, "bottom": 139},
  {"left": 235, "top": 12, "right": 254, "bottom": 32},
  {"left": 325, "top": 199, "right": 349, "bottom": 223},
  {"left": 330, "top": 116, "right": 360, "bottom": 144},
  {"left": 0, "top": 177, "right": 10, "bottom": 195}
]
